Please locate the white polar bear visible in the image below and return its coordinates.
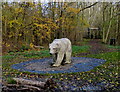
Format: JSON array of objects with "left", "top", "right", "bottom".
[{"left": 49, "top": 38, "right": 72, "bottom": 67}]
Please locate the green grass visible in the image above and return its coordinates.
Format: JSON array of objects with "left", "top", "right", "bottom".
[
  {"left": 2, "top": 55, "right": 16, "bottom": 60},
  {"left": 23, "top": 50, "right": 50, "bottom": 58},
  {"left": 72, "top": 45, "right": 90, "bottom": 55},
  {"left": 3, "top": 45, "right": 90, "bottom": 59},
  {"left": 6, "top": 77, "right": 17, "bottom": 84},
  {"left": 107, "top": 45, "right": 120, "bottom": 49},
  {"left": 86, "top": 51, "right": 119, "bottom": 61},
  {"left": 86, "top": 52, "right": 119, "bottom": 90},
  {"left": 86, "top": 52, "right": 119, "bottom": 75}
]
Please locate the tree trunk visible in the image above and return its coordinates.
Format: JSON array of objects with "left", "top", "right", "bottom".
[
  {"left": 117, "top": 3, "right": 120, "bottom": 45},
  {"left": 104, "top": 6, "right": 113, "bottom": 43},
  {"left": 102, "top": 3, "right": 106, "bottom": 43}
]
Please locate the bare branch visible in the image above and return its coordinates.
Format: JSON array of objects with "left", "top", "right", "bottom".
[{"left": 77, "top": 2, "right": 98, "bottom": 14}]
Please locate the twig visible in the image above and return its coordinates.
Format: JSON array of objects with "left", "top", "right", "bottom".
[
  {"left": 24, "top": 85, "right": 42, "bottom": 91},
  {"left": 17, "top": 88, "right": 29, "bottom": 91}
]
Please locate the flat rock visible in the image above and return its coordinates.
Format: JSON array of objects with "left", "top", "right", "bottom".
[{"left": 12, "top": 57, "right": 106, "bottom": 74}]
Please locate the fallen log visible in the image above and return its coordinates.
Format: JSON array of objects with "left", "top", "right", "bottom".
[
  {"left": 3, "top": 78, "right": 58, "bottom": 92},
  {"left": 13, "top": 78, "right": 45, "bottom": 88}
]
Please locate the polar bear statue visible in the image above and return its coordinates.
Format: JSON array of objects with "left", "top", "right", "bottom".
[{"left": 49, "top": 38, "right": 72, "bottom": 67}]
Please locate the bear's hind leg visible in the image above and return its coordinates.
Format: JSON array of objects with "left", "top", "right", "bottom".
[
  {"left": 65, "top": 51, "right": 71, "bottom": 64},
  {"left": 61, "top": 54, "right": 66, "bottom": 65}
]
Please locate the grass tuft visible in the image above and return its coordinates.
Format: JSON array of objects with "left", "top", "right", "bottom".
[{"left": 6, "top": 77, "right": 17, "bottom": 84}]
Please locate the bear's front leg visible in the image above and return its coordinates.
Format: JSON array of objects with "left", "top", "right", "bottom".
[
  {"left": 51, "top": 53, "right": 57, "bottom": 65},
  {"left": 52, "top": 52, "right": 64, "bottom": 67}
]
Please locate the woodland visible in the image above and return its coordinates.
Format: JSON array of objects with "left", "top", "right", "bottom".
[{"left": 2, "top": 2, "right": 120, "bottom": 52}]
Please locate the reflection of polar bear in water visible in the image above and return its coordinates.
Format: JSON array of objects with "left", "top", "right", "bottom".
[{"left": 49, "top": 38, "right": 72, "bottom": 67}]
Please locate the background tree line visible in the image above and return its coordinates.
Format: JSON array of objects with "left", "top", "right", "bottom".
[{"left": 2, "top": 2, "right": 120, "bottom": 52}]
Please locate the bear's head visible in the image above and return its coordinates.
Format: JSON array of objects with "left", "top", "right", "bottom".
[{"left": 49, "top": 42, "right": 60, "bottom": 54}]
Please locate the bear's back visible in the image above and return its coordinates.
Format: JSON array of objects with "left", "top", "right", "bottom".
[{"left": 53, "top": 38, "right": 71, "bottom": 46}]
